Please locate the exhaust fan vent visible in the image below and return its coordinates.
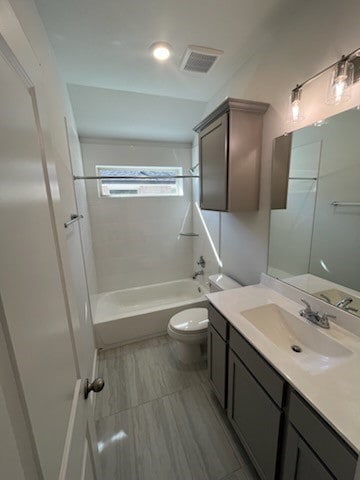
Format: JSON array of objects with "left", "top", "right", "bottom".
[{"left": 180, "top": 45, "right": 223, "bottom": 73}]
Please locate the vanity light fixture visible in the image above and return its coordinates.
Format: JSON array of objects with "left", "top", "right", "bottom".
[
  {"left": 289, "top": 47, "right": 360, "bottom": 124},
  {"left": 150, "top": 41, "right": 172, "bottom": 61}
]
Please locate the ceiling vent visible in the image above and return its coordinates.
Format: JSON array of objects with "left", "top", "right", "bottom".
[{"left": 180, "top": 45, "right": 223, "bottom": 73}]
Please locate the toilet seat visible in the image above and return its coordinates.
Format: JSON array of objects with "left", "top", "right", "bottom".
[{"left": 169, "top": 308, "right": 209, "bottom": 333}]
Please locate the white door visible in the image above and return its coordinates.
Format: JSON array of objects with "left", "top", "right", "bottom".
[{"left": 0, "top": 33, "right": 99, "bottom": 480}]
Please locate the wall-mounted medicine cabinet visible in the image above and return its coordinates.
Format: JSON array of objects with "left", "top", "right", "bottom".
[{"left": 194, "top": 97, "right": 269, "bottom": 212}]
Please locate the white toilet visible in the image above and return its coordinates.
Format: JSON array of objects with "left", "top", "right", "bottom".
[{"left": 167, "top": 274, "right": 241, "bottom": 363}]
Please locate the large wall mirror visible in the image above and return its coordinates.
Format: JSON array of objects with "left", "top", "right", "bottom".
[{"left": 268, "top": 107, "right": 360, "bottom": 316}]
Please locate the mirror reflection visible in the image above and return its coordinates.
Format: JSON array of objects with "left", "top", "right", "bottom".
[{"left": 268, "top": 108, "right": 360, "bottom": 316}]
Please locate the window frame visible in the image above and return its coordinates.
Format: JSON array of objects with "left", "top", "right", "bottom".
[{"left": 96, "top": 165, "right": 184, "bottom": 198}]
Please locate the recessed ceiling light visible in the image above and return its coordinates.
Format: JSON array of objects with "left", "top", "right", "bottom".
[{"left": 150, "top": 42, "right": 172, "bottom": 61}]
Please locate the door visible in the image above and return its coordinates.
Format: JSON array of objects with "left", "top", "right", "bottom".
[
  {"left": 0, "top": 31, "right": 98, "bottom": 479},
  {"left": 282, "top": 424, "right": 334, "bottom": 480},
  {"left": 199, "top": 112, "right": 228, "bottom": 211},
  {"left": 227, "top": 350, "right": 282, "bottom": 480}
]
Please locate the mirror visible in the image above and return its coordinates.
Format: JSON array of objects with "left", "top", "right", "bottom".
[{"left": 268, "top": 108, "right": 360, "bottom": 316}]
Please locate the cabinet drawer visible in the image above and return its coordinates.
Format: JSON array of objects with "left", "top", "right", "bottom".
[
  {"left": 208, "top": 303, "right": 228, "bottom": 340},
  {"left": 289, "top": 391, "right": 357, "bottom": 480},
  {"left": 229, "top": 326, "right": 285, "bottom": 407},
  {"left": 228, "top": 350, "right": 282, "bottom": 480}
]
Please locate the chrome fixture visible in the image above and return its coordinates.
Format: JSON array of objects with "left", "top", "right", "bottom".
[
  {"left": 179, "top": 232, "right": 199, "bottom": 237},
  {"left": 336, "top": 296, "right": 353, "bottom": 309},
  {"left": 335, "top": 297, "right": 358, "bottom": 312},
  {"left": 288, "top": 46, "right": 360, "bottom": 125},
  {"left": 299, "top": 299, "right": 335, "bottom": 329},
  {"left": 189, "top": 163, "right": 199, "bottom": 174},
  {"left": 192, "top": 270, "right": 204, "bottom": 279},
  {"left": 197, "top": 255, "right": 206, "bottom": 268},
  {"left": 84, "top": 377, "right": 105, "bottom": 399},
  {"left": 73, "top": 175, "right": 199, "bottom": 180},
  {"left": 64, "top": 213, "right": 83, "bottom": 228},
  {"left": 331, "top": 201, "right": 360, "bottom": 207}
]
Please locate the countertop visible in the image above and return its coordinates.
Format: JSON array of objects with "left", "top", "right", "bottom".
[{"left": 207, "top": 282, "right": 360, "bottom": 453}]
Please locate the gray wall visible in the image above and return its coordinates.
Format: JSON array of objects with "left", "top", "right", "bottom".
[{"left": 200, "top": 0, "right": 360, "bottom": 286}]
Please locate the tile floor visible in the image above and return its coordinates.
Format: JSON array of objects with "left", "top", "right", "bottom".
[{"left": 95, "top": 335, "right": 259, "bottom": 480}]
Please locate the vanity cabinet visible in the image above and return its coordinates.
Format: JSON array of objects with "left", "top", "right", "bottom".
[
  {"left": 193, "top": 97, "right": 269, "bottom": 212},
  {"left": 208, "top": 304, "right": 228, "bottom": 408},
  {"left": 228, "top": 326, "right": 285, "bottom": 480},
  {"left": 207, "top": 302, "right": 358, "bottom": 480},
  {"left": 282, "top": 391, "right": 357, "bottom": 480}
]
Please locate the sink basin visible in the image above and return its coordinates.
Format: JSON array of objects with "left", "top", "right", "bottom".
[{"left": 241, "top": 304, "right": 352, "bottom": 373}]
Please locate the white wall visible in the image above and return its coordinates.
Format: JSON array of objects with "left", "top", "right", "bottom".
[
  {"left": 191, "top": 142, "right": 221, "bottom": 281},
  {"left": 202, "top": 0, "right": 360, "bottom": 286},
  {"left": 81, "top": 138, "right": 194, "bottom": 292}
]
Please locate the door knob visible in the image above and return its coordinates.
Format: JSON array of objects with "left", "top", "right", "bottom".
[{"left": 84, "top": 377, "right": 105, "bottom": 399}]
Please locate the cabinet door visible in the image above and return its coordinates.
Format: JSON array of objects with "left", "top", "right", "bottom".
[
  {"left": 199, "top": 112, "right": 228, "bottom": 211},
  {"left": 227, "top": 350, "right": 282, "bottom": 480},
  {"left": 282, "top": 424, "right": 334, "bottom": 480},
  {"left": 208, "top": 324, "right": 227, "bottom": 408}
]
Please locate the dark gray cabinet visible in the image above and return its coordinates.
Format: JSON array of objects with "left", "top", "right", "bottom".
[
  {"left": 194, "top": 98, "right": 269, "bottom": 212},
  {"left": 283, "top": 391, "right": 357, "bottom": 480},
  {"left": 208, "top": 304, "right": 228, "bottom": 408},
  {"left": 228, "top": 350, "right": 282, "bottom": 480},
  {"left": 208, "top": 324, "right": 227, "bottom": 408},
  {"left": 282, "top": 424, "right": 335, "bottom": 480},
  {"left": 206, "top": 302, "right": 358, "bottom": 480}
]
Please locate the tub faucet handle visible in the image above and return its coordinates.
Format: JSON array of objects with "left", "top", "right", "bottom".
[{"left": 197, "top": 256, "right": 206, "bottom": 268}]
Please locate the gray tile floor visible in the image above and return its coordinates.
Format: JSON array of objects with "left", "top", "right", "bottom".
[{"left": 95, "top": 335, "right": 259, "bottom": 480}]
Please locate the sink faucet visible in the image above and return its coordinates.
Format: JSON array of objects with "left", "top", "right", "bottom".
[
  {"left": 193, "top": 269, "right": 204, "bottom": 279},
  {"left": 336, "top": 296, "right": 354, "bottom": 310},
  {"left": 299, "top": 299, "right": 335, "bottom": 329}
]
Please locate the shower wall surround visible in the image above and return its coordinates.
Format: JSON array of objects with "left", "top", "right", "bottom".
[{"left": 81, "top": 138, "right": 193, "bottom": 293}]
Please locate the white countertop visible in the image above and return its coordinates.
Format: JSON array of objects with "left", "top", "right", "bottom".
[{"left": 207, "top": 282, "right": 360, "bottom": 453}]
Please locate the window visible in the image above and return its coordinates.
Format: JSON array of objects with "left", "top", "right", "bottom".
[{"left": 96, "top": 165, "right": 184, "bottom": 198}]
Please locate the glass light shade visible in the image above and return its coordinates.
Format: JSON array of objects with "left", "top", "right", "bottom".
[
  {"left": 287, "top": 86, "right": 304, "bottom": 124},
  {"left": 326, "top": 58, "right": 354, "bottom": 105}
]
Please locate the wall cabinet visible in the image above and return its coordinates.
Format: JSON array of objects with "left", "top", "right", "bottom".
[
  {"left": 207, "top": 303, "right": 358, "bottom": 480},
  {"left": 194, "top": 98, "right": 269, "bottom": 212}
]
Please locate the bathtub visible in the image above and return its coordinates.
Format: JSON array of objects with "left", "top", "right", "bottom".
[{"left": 93, "top": 278, "right": 209, "bottom": 348}]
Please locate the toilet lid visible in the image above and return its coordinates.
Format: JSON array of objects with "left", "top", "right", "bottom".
[{"left": 169, "top": 308, "right": 209, "bottom": 333}]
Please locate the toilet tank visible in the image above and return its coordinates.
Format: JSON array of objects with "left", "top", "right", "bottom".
[{"left": 208, "top": 274, "right": 241, "bottom": 292}]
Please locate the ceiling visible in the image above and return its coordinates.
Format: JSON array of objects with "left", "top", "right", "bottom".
[{"left": 35, "top": 0, "right": 297, "bottom": 142}]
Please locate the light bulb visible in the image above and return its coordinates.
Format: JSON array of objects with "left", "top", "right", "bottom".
[
  {"left": 150, "top": 42, "right": 172, "bottom": 61},
  {"left": 291, "top": 99, "right": 300, "bottom": 122}
]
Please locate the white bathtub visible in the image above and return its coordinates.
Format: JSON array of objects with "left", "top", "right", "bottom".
[{"left": 93, "top": 279, "right": 209, "bottom": 348}]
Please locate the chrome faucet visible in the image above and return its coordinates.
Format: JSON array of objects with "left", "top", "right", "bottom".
[
  {"left": 299, "top": 299, "right": 335, "bottom": 329},
  {"left": 193, "top": 270, "right": 204, "bottom": 279},
  {"left": 336, "top": 296, "right": 353, "bottom": 309}
]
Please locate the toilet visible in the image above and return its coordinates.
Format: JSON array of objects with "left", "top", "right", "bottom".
[{"left": 167, "top": 274, "right": 241, "bottom": 363}]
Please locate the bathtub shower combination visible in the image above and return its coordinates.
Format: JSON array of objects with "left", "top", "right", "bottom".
[{"left": 93, "top": 278, "right": 209, "bottom": 348}]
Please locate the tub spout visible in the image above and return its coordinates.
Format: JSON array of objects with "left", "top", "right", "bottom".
[{"left": 192, "top": 270, "right": 204, "bottom": 279}]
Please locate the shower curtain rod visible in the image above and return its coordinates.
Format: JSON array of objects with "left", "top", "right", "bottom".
[{"left": 73, "top": 175, "right": 199, "bottom": 180}]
